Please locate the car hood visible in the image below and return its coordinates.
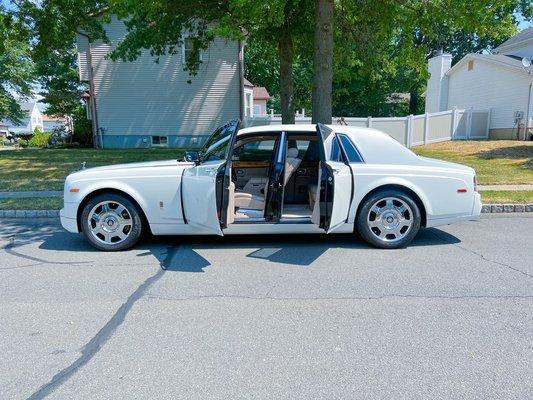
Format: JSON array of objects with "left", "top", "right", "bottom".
[{"left": 81, "top": 159, "right": 193, "bottom": 172}]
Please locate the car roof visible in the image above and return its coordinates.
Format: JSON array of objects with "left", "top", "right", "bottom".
[
  {"left": 238, "top": 124, "right": 391, "bottom": 143},
  {"left": 238, "top": 124, "right": 417, "bottom": 164}
]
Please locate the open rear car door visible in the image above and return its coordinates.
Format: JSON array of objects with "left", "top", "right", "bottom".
[
  {"left": 181, "top": 119, "right": 240, "bottom": 235},
  {"left": 316, "top": 123, "right": 354, "bottom": 233}
]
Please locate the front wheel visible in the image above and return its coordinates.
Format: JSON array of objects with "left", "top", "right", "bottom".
[
  {"left": 356, "top": 189, "right": 421, "bottom": 249},
  {"left": 80, "top": 193, "right": 144, "bottom": 251}
]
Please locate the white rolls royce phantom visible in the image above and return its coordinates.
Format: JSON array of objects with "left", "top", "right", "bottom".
[{"left": 60, "top": 120, "right": 482, "bottom": 251}]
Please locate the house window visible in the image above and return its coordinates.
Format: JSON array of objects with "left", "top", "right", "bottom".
[
  {"left": 183, "top": 37, "right": 202, "bottom": 65},
  {"left": 245, "top": 93, "right": 253, "bottom": 117},
  {"left": 467, "top": 60, "right": 474, "bottom": 71},
  {"left": 152, "top": 136, "right": 168, "bottom": 146}
]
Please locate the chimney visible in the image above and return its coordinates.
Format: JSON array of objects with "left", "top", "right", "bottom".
[{"left": 425, "top": 53, "right": 452, "bottom": 113}]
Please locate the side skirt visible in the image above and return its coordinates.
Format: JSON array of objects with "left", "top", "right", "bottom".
[{"left": 223, "top": 222, "right": 353, "bottom": 235}]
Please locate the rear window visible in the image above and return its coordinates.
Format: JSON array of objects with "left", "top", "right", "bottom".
[{"left": 338, "top": 134, "right": 364, "bottom": 163}]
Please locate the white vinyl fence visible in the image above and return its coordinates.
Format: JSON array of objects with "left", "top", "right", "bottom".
[{"left": 244, "top": 107, "right": 490, "bottom": 148}]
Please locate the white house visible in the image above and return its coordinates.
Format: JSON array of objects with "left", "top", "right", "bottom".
[
  {"left": 77, "top": 15, "right": 244, "bottom": 148},
  {"left": 0, "top": 102, "right": 44, "bottom": 136},
  {"left": 425, "top": 27, "right": 533, "bottom": 140},
  {"left": 243, "top": 78, "right": 271, "bottom": 117}
]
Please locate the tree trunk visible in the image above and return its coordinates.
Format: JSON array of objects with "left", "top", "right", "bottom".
[
  {"left": 312, "top": 0, "right": 334, "bottom": 124},
  {"left": 278, "top": 24, "right": 295, "bottom": 124},
  {"left": 409, "top": 84, "right": 420, "bottom": 115}
]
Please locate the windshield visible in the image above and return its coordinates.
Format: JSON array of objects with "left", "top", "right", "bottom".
[{"left": 199, "top": 119, "right": 239, "bottom": 162}]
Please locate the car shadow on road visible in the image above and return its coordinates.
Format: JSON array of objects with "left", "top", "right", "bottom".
[
  {"left": 0, "top": 219, "right": 460, "bottom": 272},
  {"left": 134, "top": 227, "right": 461, "bottom": 271}
]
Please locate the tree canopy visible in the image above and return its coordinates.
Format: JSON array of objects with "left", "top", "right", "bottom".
[
  {"left": 1, "top": 0, "right": 531, "bottom": 127},
  {"left": 0, "top": 6, "right": 34, "bottom": 123}
]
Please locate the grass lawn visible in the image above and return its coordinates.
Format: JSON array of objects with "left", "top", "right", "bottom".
[
  {"left": 0, "top": 197, "right": 63, "bottom": 210},
  {"left": 0, "top": 148, "right": 184, "bottom": 191},
  {"left": 412, "top": 140, "right": 533, "bottom": 185},
  {"left": 480, "top": 190, "right": 533, "bottom": 204}
]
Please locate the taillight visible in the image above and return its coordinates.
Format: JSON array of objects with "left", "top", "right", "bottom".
[{"left": 473, "top": 175, "right": 478, "bottom": 192}]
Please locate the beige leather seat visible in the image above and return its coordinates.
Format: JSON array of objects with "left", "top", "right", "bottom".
[
  {"left": 308, "top": 184, "right": 318, "bottom": 209},
  {"left": 234, "top": 147, "right": 301, "bottom": 210}
]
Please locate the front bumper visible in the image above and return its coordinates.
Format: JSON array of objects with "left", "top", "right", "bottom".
[{"left": 60, "top": 202, "right": 79, "bottom": 233}]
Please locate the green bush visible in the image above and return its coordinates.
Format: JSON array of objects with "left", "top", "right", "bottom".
[
  {"left": 28, "top": 130, "right": 52, "bottom": 148},
  {"left": 18, "top": 139, "right": 29, "bottom": 148},
  {"left": 72, "top": 106, "right": 93, "bottom": 147}
]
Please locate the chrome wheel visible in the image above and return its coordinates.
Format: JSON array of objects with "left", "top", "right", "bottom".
[
  {"left": 87, "top": 201, "right": 133, "bottom": 245},
  {"left": 367, "top": 197, "right": 413, "bottom": 243}
]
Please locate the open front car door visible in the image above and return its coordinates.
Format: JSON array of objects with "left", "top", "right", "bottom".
[
  {"left": 316, "top": 123, "right": 354, "bottom": 233},
  {"left": 181, "top": 119, "right": 240, "bottom": 235}
]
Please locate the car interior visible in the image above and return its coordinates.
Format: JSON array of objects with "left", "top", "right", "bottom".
[{"left": 228, "top": 134, "right": 320, "bottom": 223}]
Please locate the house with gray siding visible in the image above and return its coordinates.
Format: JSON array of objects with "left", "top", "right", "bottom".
[{"left": 76, "top": 16, "right": 244, "bottom": 148}]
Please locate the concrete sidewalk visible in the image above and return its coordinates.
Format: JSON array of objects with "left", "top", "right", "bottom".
[{"left": 478, "top": 184, "right": 533, "bottom": 191}]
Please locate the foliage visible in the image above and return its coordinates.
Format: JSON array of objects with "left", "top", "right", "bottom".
[
  {"left": 17, "top": 139, "right": 29, "bottom": 148},
  {"left": 6, "top": 0, "right": 533, "bottom": 126},
  {"left": 244, "top": 37, "right": 313, "bottom": 114},
  {"left": 28, "top": 129, "right": 52, "bottom": 148},
  {"left": 0, "top": 7, "right": 34, "bottom": 123},
  {"left": 71, "top": 106, "right": 94, "bottom": 147}
]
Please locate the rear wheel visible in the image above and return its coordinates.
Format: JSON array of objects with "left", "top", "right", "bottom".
[
  {"left": 356, "top": 189, "right": 421, "bottom": 249},
  {"left": 80, "top": 193, "right": 144, "bottom": 251}
]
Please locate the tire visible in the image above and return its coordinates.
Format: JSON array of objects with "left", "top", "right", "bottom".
[
  {"left": 80, "top": 193, "right": 144, "bottom": 251},
  {"left": 356, "top": 189, "right": 421, "bottom": 249}
]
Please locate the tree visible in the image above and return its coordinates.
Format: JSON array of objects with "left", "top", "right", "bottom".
[
  {"left": 245, "top": 36, "right": 313, "bottom": 115},
  {"left": 312, "top": 0, "right": 334, "bottom": 124},
  {"left": 0, "top": 8, "right": 34, "bottom": 123},
  {"left": 107, "top": 0, "right": 313, "bottom": 124}
]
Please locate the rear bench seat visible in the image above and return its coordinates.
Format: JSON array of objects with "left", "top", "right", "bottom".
[{"left": 308, "top": 184, "right": 318, "bottom": 209}]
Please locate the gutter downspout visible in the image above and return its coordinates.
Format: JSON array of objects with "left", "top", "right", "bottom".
[
  {"left": 525, "top": 80, "right": 532, "bottom": 141},
  {"left": 77, "top": 31, "right": 101, "bottom": 149},
  {"left": 238, "top": 40, "right": 244, "bottom": 123}
]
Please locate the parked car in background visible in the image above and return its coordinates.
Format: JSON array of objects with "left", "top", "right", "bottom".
[{"left": 60, "top": 120, "right": 482, "bottom": 251}]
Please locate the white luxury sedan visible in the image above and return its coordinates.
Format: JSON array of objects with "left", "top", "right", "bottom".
[{"left": 60, "top": 120, "right": 482, "bottom": 251}]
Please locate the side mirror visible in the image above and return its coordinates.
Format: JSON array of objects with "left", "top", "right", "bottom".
[{"left": 185, "top": 151, "right": 200, "bottom": 164}]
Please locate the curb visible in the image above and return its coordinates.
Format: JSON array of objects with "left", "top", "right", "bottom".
[
  {"left": 0, "top": 204, "right": 532, "bottom": 219},
  {"left": 481, "top": 204, "right": 533, "bottom": 213}
]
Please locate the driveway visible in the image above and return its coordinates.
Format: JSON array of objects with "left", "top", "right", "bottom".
[{"left": 0, "top": 214, "right": 531, "bottom": 399}]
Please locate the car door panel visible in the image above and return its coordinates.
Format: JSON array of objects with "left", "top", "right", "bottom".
[
  {"left": 181, "top": 118, "right": 240, "bottom": 233},
  {"left": 316, "top": 124, "right": 354, "bottom": 233},
  {"left": 264, "top": 133, "right": 287, "bottom": 222},
  {"left": 181, "top": 160, "right": 225, "bottom": 235}
]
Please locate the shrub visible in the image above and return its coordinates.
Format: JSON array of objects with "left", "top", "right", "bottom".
[
  {"left": 18, "top": 139, "right": 29, "bottom": 148},
  {"left": 72, "top": 106, "right": 93, "bottom": 147},
  {"left": 28, "top": 129, "right": 52, "bottom": 148}
]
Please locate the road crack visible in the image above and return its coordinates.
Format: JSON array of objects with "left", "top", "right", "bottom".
[
  {"left": 26, "top": 265, "right": 167, "bottom": 400},
  {"left": 429, "top": 229, "right": 533, "bottom": 279}
]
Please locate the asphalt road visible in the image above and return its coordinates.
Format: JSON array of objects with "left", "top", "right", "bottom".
[{"left": 0, "top": 214, "right": 531, "bottom": 400}]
